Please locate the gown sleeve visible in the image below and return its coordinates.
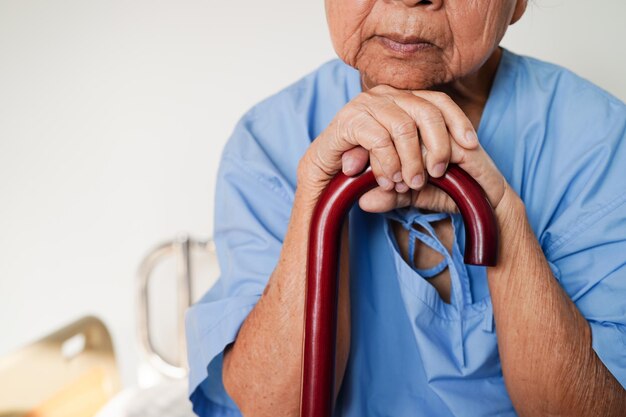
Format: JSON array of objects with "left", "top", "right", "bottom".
[
  {"left": 527, "top": 81, "right": 626, "bottom": 389},
  {"left": 546, "top": 193, "right": 626, "bottom": 389},
  {"left": 185, "top": 114, "right": 294, "bottom": 416}
]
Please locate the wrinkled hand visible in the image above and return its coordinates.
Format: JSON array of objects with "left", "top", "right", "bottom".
[{"left": 298, "top": 84, "right": 508, "bottom": 213}]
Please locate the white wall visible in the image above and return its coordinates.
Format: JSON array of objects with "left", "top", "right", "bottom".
[
  {"left": 1, "top": 0, "right": 624, "bottom": 388},
  {"left": 502, "top": 0, "right": 626, "bottom": 101}
]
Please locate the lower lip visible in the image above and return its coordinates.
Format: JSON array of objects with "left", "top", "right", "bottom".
[{"left": 378, "top": 36, "right": 433, "bottom": 54}]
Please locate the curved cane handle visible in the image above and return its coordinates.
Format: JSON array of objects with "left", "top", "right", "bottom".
[{"left": 300, "top": 163, "right": 498, "bottom": 417}]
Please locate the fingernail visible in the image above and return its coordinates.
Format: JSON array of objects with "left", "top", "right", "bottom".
[
  {"left": 411, "top": 174, "right": 424, "bottom": 188},
  {"left": 342, "top": 157, "right": 357, "bottom": 174},
  {"left": 431, "top": 162, "right": 446, "bottom": 178},
  {"left": 392, "top": 171, "right": 403, "bottom": 182},
  {"left": 465, "top": 130, "right": 478, "bottom": 145},
  {"left": 395, "top": 182, "right": 409, "bottom": 193},
  {"left": 377, "top": 176, "right": 393, "bottom": 190}
]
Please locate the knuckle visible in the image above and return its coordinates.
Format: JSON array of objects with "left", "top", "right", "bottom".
[
  {"left": 383, "top": 152, "right": 398, "bottom": 165},
  {"left": 371, "top": 149, "right": 397, "bottom": 170},
  {"left": 381, "top": 152, "right": 397, "bottom": 166},
  {"left": 424, "top": 136, "right": 450, "bottom": 158},
  {"left": 357, "top": 91, "right": 377, "bottom": 105},
  {"left": 418, "top": 105, "right": 445, "bottom": 125},
  {"left": 430, "top": 143, "right": 451, "bottom": 160},
  {"left": 371, "top": 84, "right": 396, "bottom": 95},
  {"left": 431, "top": 90, "right": 452, "bottom": 102},
  {"left": 391, "top": 119, "right": 417, "bottom": 142},
  {"left": 350, "top": 102, "right": 377, "bottom": 125},
  {"left": 419, "top": 90, "right": 452, "bottom": 105},
  {"left": 344, "top": 111, "right": 370, "bottom": 144},
  {"left": 309, "top": 146, "right": 335, "bottom": 175},
  {"left": 370, "top": 133, "right": 393, "bottom": 150},
  {"left": 344, "top": 101, "right": 367, "bottom": 119}
]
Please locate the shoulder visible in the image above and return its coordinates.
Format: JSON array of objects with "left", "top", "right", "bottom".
[
  {"left": 511, "top": 50, "right": 626, "bottom": 178},
  {"left": 247, "top": 58, "right": 360, "bottom": 121},
  {"left": 509, "top": 49, "right": 623, "bottom": 101},
  {"left": 220, "top": 59, "right": 360, "bottom": 187},
  {"left": 505, "top": 49, "right": 625, "bottom": 136},
  {"left": 224, "top": 58, "right": 359, "bottom": 157},
  {"left": 494, "top": 50, "right": 626, "bottom": 254}
]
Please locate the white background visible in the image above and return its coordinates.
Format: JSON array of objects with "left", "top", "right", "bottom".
[{"left": 1, "top": 0, "right": 625, "bottom": 387}]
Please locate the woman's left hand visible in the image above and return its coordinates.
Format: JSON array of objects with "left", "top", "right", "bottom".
[{"left": 342, "top": 91, "right": 510, "bottom": 215}]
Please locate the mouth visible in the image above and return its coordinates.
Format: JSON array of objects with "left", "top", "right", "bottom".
[{"left": 375, "top": 34, "right": 435, "bottom": 55}]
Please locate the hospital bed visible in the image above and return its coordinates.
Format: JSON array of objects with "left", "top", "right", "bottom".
[{"left": 0, "top": 235, "right": 218, "bottom": 417}]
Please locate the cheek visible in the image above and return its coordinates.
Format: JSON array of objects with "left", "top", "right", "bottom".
[
  {"left": 326, "top": 0, "right": 375, "bottom": 65},
  {"left": 445, "top": 2, "right": 514, "bottom": 72}
]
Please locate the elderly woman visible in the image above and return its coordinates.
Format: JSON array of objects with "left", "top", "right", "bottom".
[{"left": 185, "top": 1, "right": 626, "bottom": 416}]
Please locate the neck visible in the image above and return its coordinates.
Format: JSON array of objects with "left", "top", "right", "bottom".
[{"left": 435, "top": 48, "right": 503, "bottom": 129}]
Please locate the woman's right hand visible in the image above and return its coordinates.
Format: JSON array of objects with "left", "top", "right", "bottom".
[{"left": 297, "top": 84, "right": 481, "bottom": 205}]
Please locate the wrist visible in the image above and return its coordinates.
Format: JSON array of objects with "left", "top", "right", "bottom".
[
  {"left": 296, "top": 150, "right": 334, "bottom": 200},
  {"left": 492, "top": 184, "right": 531, "bottom": 268},
  {"left": 494, "top": 182, "right": 526, "bottom": 228}
]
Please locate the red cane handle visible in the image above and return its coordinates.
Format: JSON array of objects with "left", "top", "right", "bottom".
[{"left": 300, "top": 163, "right": 498, "bottom": 417}]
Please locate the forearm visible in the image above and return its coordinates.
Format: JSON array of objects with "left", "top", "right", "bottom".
[
  {"left": 222, "top": 180, "right": 351, "bottom": 416},
  {"left": 488, "top": 187, "right": 626, "bottom": 416}
]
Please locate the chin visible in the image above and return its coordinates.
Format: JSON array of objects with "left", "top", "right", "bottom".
[
  {"left": 354, "top": 48, "right": 450, "bottom": 91},
  {"left": 361, "top": 61, "right": 449, "bottom": 91}
]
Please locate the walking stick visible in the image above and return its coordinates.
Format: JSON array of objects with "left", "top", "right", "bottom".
[{"left": 300, "top": 164, "right": 499, "bottom": 417}]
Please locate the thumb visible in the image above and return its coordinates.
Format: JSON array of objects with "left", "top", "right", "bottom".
[
  {"left": 342, "top": 146, "right": 370, "bottom": 176},
  {"left": 449, "top": 140, "right": 507, "bottom": 210}
]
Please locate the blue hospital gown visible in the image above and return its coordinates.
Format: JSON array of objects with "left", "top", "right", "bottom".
[{"left": 185, "top": 48, "right": 626, "bottom": 416}]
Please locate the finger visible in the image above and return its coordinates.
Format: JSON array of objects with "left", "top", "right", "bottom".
[
  {"left": 355, "top": 94, "right": 414, "bottom": 185},
  {"left": 449, "top": 139, "right": 506, "bottom": 209},
  {"left": 449, "top": 137, "right": 467, "bottom": 165},
  {"left": 342, "top": 106, "right": 400, "bottom": 190},
  {"left": 341, "top": 146, "right": 369, "bottom": 176},
  {"left": 411, "top": 90, "right": 479, "bottom": 149},
  {"left": 395, "top": 181, "right": 409, "bottom": 193},
  {"left": 368, "top": 153, "right": 394, "bottom": 191},
  {"left": 361, "top": 88, "right": 425, "bottom": 189},
  {"left": 393, "top": 94, "right": 450, "bottom": 179},
  {"left": 358, "top": 187, "right": 413, "bottom": 213},
  {"left": 413, "top": 184, "right": 459, "bottom": 213}
]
